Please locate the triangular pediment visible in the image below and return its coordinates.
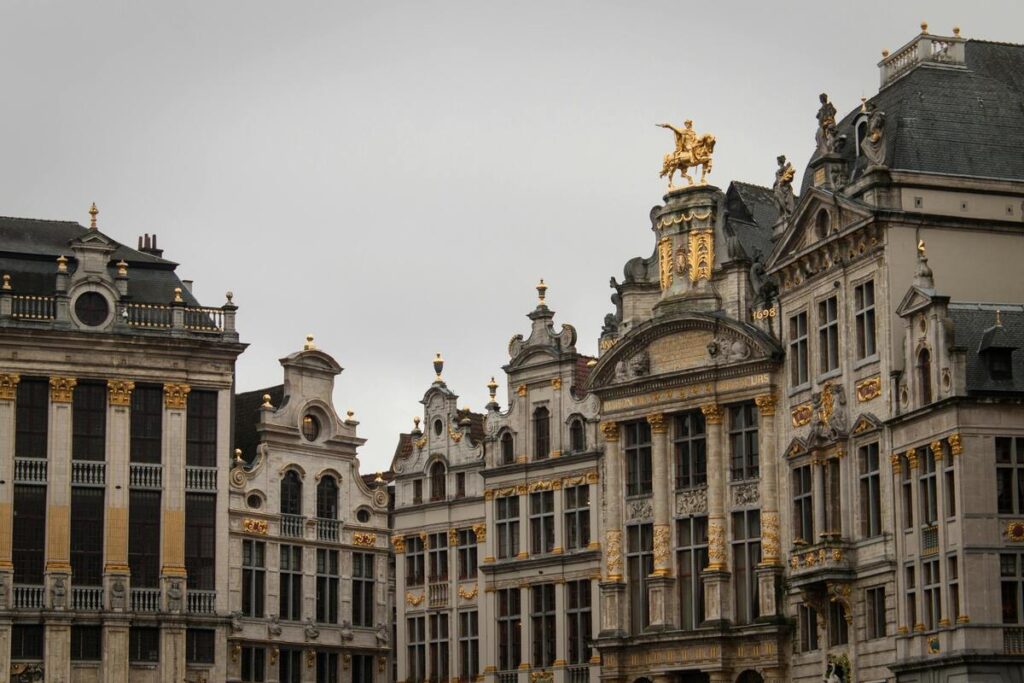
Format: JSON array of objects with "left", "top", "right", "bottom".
[
  {"left": 785, "top": 437, "right": 808, "bottom": 459},
  {"left": 896, "top": 285, "right": 947, "bottom": 318},
  {"left": 69, "top": 229, "right": 118, "bottom": 251},
  {"left": 850, "top": 412, "right": 883, "bottom": 436},
  {"left": 768, "top": 189, "right": 875, "bottom": 270}
]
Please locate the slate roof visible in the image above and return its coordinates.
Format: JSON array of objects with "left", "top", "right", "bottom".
[
  {"left": 234, "top": 384, "right": 285, "bottom": 464},
  {"left": 802, "top": 39, "right": 1024, "bottom": 193},
  {"left": 948, "top": 303, "right": 1024, "bottom": 395},
  {"left": 725, "top": 182, "right": 778, "bottom": 261},
  {"left": 0, "top": 215, "right": 201, "bottom": 305}
]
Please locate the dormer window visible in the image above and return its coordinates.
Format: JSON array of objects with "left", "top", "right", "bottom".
[
  {"left": 430, "top": 462, "right": 446, "bottom": 502},
  {"left": 854, "top": 116, "right": 869, "bottom": 157},
  {"left": 570, "top": 418, "right": 586, "bottom": 454},
  {"left": 917, "top": 348, "right": 933, "bottom": 404},
  {"left": 301, "top": 414, "right": 320, "bottom": 441},
  {"left": 987, "top": 349, "right": 1013, "bottom": 380},
  {"left": 500, "top": 431, "right": 515, "bottom": 465}
]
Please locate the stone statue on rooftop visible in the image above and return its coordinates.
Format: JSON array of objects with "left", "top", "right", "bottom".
[
  {"left": 815, "top": 93, "right": 839, "bottom": 154},
  {"left": 773, "top": 154, "right": 797, "bottom": 217}
]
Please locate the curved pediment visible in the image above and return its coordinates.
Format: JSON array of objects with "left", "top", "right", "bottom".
[{"left": 587, "top": 312, "right": 782, "bottom": 392}]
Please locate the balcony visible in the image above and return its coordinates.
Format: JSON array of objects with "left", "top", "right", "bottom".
[
  {"left": 185, "top": 465, "right": 217, "bottom": 493},
  {"left": 428, "top": 582, "right": 448, "bottom": 608},
  {"left": 11, "top": 295, "right": 55, "bottom": 320},
  {"left": 72, "top": 586, "right": 104, "bottom": 611},
  {"left": 880, "top": 29, "right": 965, "bottom": 88},
  {"left": 131, "top": 587, "right": 162, "bottom": 613},
  {"left": 71, "top": 460, "right": 106, "bottom": 487},
  {"left": 13, "top": 458, "right": 47, "bottom": 484},
  {"left": 497, "top": 673, "right": 518, "bottom": 683},
  {"left": 280, "top": 514, "right": 305, "bottom": 538},
  {"left": 566, "top": 666, "right": 591, "bottom": 683},
  {"left": 129, "top": 463, "right": 162, "bottom": 489},
  {"left": 788, "top": 538, "right": 853, "bottom": 586},
  {"left": 12, "top": 584, "right": 44, "bottom": 609},
  {"left": 316, "top": 518, "right": 340, "bottom": 542},
  {"left": 187, "top": 589, "right": 217, "bottom": 615}
]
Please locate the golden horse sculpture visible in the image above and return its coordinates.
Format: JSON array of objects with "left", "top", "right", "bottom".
[{"left": 658, "top": 121, "right": 716, "bottom": 188}]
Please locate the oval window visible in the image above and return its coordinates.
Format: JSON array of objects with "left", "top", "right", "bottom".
[
  {"left": 246, "top": 494, "right": 262, "bottom": 509},
  {"left": 433, "top": 419, "right": 443, "bottom": 436},
  {"left": 302, "top": 414, "right": 321, "bottom": 441},
  {"left": 74, "top": 292, "right": 109, "bottom": 326},
  {"left": 356, "top": 509, "right": 371, "bottom": 523}
]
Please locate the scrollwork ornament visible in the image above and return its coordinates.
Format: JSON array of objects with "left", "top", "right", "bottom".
[
  {"left": 0, "top": 373, "right": 19, "bottom": 400},
  {"left": 707, "top": 520, "right": 726, "bottom": 569},
  {"left": 760, "top": 511, "right": 780, "bottom": 563},
  {"left": 700, "top": 403, "right": 723, "bottom": 425},
  {"left": 605, "top": 530, "right": 623, "bottom": 580},
  {"left": 652, "top": 524, "right": 671, "bottom": 572}
]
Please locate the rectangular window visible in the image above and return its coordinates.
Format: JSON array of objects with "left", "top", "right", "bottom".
[
  {"left": 531, "top": 584, "right": 556, "bottom": 668},
  {"left": 627, "top": 523, "right": 653, "bottom": 633},
  {"left": 428, "top": 532, "right": 448, "bottom": 582},
  {"left": 351, "top": 654, "right": 373, "bottom": 683},
  {"left": 865, "top": 586, "right": 887, "bottom": 639},
  {"left": 316, "top": 548, "right": 339, "bottom": 624},
  {"left": 564, "top": 484, "right": 591, "bottom": 551},
  {"left": 129, "top": 626, "right": 160, "bottom": 663},
  {"left": 497, "top": 588, "right": 522, "bottom": 671},
  {"left": 352, "top": 551, "right": 375, "bottom": 627},
  {"left": 241, "top": 646, "right": 266, "bottom": 683},
  {"left": 13, "top": 484, "right": 46, "bottom": 584},
  {"left": 825, "top": 458, "right": 841, "bottom": 535},
  {"left": 566, "top": 580, "right": 592, "bottom": 664},
  {"left": 854, "top": 280, "right": 877, "bottom": 359},
  {"left": 530, "top": 490, "right": 555, "bottom": 555},
  {"left": 11, "top": 624, "right": 43, "bottom": 660},
  {"left": 901, "top": 456, "right": 914, "bottom": 530},
  {"left": 944, "top": 450, "right": 956, "bottom": 518},
  {"left": 859, "top": 443, "right": 882, "bottom": 538},
  {"left": 15, "top": 378, "right": 48, "bottom": 459},
  {"left": 732, "top": 509, "right": 761, "bottom": 625},
  {"left": 676, "top": 516, "right": 708, "bottom": 629},
  {"left": 922, "top": 558, "right": 941, "bottom": 630},
  {"left": 459, "top": 609, "right": 479, "bottom": 682},
  {"left": 798, "top": 604, "right": 818, "bottom": 652},
  {"left": 674, "top": 410, "right": 707, "bottom": 489},
  {"left": 72, "top": 381, "right": 106, "bottom": 461},
  {"left": 428, "top": 612, "right": 450, "bottom": 683},
  {"left": 128, "top": 489, "right": 161, "bottom": 588},
  {"left": 70, "top": 487, "right": 104, "bottom": 585},
  {"left": 948, "top": 555, "right": 960, "bottom": 623},
  {"left": 279, "top": 648, "right": 302, "bottom": 683},
  {"left": 996, "top": 437, "right": 1024, "bottom": 514},
  {"left": 456, "top": 472, "right": 466, "bottom": 498},
  {"left": 413, "top": 479, "right": 423, "bottom": 505},
  {"left": 1002, "top": 553, "right": 1024, "bottom": 624},
  {"left": 457, "top": 529, "right": 478, "bottom": 580},
  {"left": 242, "top": 539, "right": 266, "bottom": 618},
  {"left": 905, "top": 565, "right": 917, "bottom": 630},
  {"left": 186, "top": 628, "right": 215, "bottom": 664},
  {"left": 792, "top": 465, "right": 813, "bottom": 543},
  {"left": 729, "top": 403, "right": 759, "bottom": 481},
  {"left": 625, "top": 421, "right": 653, "bottom": 496},
  {"left": 185, "top": 493, "right": 215, "bottom": 590},
  {"left": 818, "top": 296, "right": 839, "bottom": 373},
  {"left": 496, "top": 496, "right": 520, "bottom": 560},
  {"left": 407, "top": 616, "right": 427, "bottom": 683},
  {"left": 186, "top": 389, "right": 218, "bottom": 467},
  {"left": 406, "top": 535, "right": 426, "bottom": 586},
  {"left": 130, "top": 384, "right": 163, "bottom": 463},
  {"left": 789, "top": 312, "right": 809, "bottom": 386},
  {"left": 71, "top": 625, "right": 102, "bottom": 661},
  {"left": 919, "top": 447, "right": 938, "bottom": 525},
  {"left": 316, "top": 652, "right": 339, "bottom": 683},
  {"left": 279, "top": 544, "right": 303, "bottom": 621},
  {"left": 827, "top": 601, "right": 849, "bottom": 646}
]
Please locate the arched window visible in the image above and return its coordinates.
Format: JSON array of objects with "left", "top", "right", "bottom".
[
  {"left": 855, "top": 116, "right": 869, "bottom": 156},
  {"left": 316, "top": 476, "right": 338, "bottom": 520},
  {"left": 815, "top": 210, "right": 830, "bottom": 239},
  {"left": 918, "top": 348, "right": 933, "bottom": 404},
  {"left": 534, "top": 406, "right": 551, "bottom": 460},
  {"left": 500, "top": 431, "right": 514, "bottom": 465},
  {"left": 570, "top": 418, "right": 585, "bottom": 453},
  {"left": 430, "top": 462, "right": 446, "bottom": 502},
  {"left": 280, "top": 470, "right": 302, "bottom": 516}
]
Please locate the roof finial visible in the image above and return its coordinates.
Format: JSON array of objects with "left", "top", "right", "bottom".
[
  {"left": 996, "top": 308, "right": 1003, "bottom": 327},
  {"left": 952, "top": 26, "right": 961, "bottom": 37},
  {"left": 920, "top": 20, "right": 928, "bottom": 33},
  {"left": 433, "top": 353, "right": 445, "bottom": 382},
  {"left": 882, "top": 48, "right": 890, "bottom": 58},
  {"left": 537, "top": 278, "right": 548, "bottom": 306},
  {"left": 88, "top": 202, "right": 98, "bottom": 229},
  {"left": 374, "top": 471, "right": 385, "bottom": 484},
  {"left": 57, "top": 255, "right": 69, "bottom": 273},
  {"left": 173, "top": 287, "right": 183, "bottom": 303},
  {"left": 917, "top": 239, "right": 926, "bottom": 257},
  {"left": 233, "top": 448, "right": 243, "bottom": 465},
  {"left": 860, "top": 96, "right": 868, "bottom": 113},
  {"left": 304, "top": 335, "right": 316, "bottom": 351},
  {"left": 487, "top": 376, "right": 498, "bottom": 404}
]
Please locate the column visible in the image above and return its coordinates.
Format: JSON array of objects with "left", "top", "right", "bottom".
[
  {"left": 0, "top": 374, "right": 17, "bottom": 679},
  {"left": 646, "top": 414, "right": 674, "bottom": 630},
  {"left": 552, "top": 483, "right": 565, "bottom": 555},
  {"left": 519, "top": 585, "right": 530, "bottom": 677},
  {"left": 104, "top": 379, "right": 133, "bottom": 683},
  {"left": 483, "top": 492, "right": 496, "bottom": 564},
  {"left": 598, "top": 422, "right": 626, "bottom": 637},
  {"left": 161, "top": 383, "right": 189, "bottom": 683},
  {"left": 482, "top": 587, "right": 497, "bottom": 683},
  {"left": 517, "top": 490, "right": 529, "bottom": 560},
  {"left": 394, "top": 535, "right": 407, "bottom": 683},
  {"left": 754, "top": 394, "right": 783, "bottom": 619},
  {"left": 587, "top": 473, "right": 600, "bottom": 551},
  {"left": 553, "top": 581, "right": 567, "bottom": 676},
  {"left": 45, "top": 377, "right": 75, "bottom": 683},
  {"left": 813, "top": 459, "right": 826, "bottom": 542},
  {"left": 907, "top": 448, "right": 923, "bottom": 633},
  {"left": 700, "top": 404, "right": 730, "bottom": 625}
]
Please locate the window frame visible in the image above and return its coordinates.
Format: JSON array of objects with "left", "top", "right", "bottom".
[
  {"left": 626, "top": 523, "right": 653, "bottom": 633},
  {"left": 624, "top": 420, "right": 653, "bottom": 497},
  {"left": 854, "top": 279, "right": 877, "bottom": 361},
  {"left": 817, "top": 295, "right": 840, "bottom": 375},
  {"left": 858, "top": 442, "right": 882, "bottom": 538},
  {"left": 241, "top": 539, "right": 266, "bottom": 618},
  {"left": 352, "top": 551, "right": 375, "bottom": 627},
  {"left": 673, "top": 410, "right": 707, "bottom": 490},
  {"left": 564, "top": 484, "right": 591, "bottom": 551},
  {"left": 529, "top": 490, "right": 555, "bottom": 555},
  {"left": 279, "top": 543, "right": 304, "bottom": 622},
  {"left": 530, "top": 583, "right": 556, "bottom": 668},
  {"left": 788, "top": 310, "right": 809, "bottom": 388},
  {"left": 565, "top": 579, "right": 592, "bottom": 665},
  {"left": 675, "top": 516, "right": 708, "bottom": 630},
  {"left": 316, "top": 548, "right": 340, "bottom": 624},
  {"left": 731, "top": 509, "right": 761, "bottom": 625},
  {"left": 728, "top": 403, "right": 759, "bottom": 481},
  {"left": 495, "top": 496, "right": 520, "bottom": 560},
  {"left": 533, "top": 406, "right": 551, "bottom": 460}
]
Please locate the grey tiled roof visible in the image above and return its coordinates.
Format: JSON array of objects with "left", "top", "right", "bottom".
[
  {"left": 234, "top": 385, "right": 285, "bottom": 464},
  {"left": 725, "top": 182, "right": 778, "bottom": 261},
  {"left": 948, "top": 303, "right": 1024, "bottom": 395}
]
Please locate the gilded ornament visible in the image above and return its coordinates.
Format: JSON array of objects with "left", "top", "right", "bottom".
[
  {"left": 472, "top": 523, "right": 486, "bottom": 543},
  {"left": 658, "top": 237, "right": 673, "bottom": 290},
  {"left": 646, "top": 413, "right": 667, "bottom": 433},
  {"left": 700, "top": 404, "right": 723, "bottom": 425},
  {"left": 449, "top": 528, "right": 459, "bottom": 545},
  {"left": 600, "top": 421, "right": 620, "bottom": 441},
  {"left": 449, "top": 426, "right": 463, "bottom": 443},
  {"left": 163, "top": 383, "right": 191, "bottom": 409},
  {"left": 760, "top": 512, "right": 780, "bottom": 563},
  {"left": 707, "top": 520, "right": 726, "bottom": 569},
  {"left": 688, "top": 230, "right": 714, "bottom": 282},
  {"left": 415, "top": 436, "right": 427, "bottom": 449},
  {"left": 551, "top": 377, "right": 562, "bottom": 390},
  {"left": 656, "top": 208, "right": 713, "bottom": 230},
  {"left": 405, "top": 592, "right": 425, "bottom": 607},
  {"left": 657, "top": 119, "right": 716, "bottom": 187},
  {"left": 49, "top": 376, "right": 77, "bottom": 403},
  {"left": 0, "top": 373, "right": 20, "bottom": 400},
  {"left": 930, "top": 440, "right": 944, "bottom": 460},
  {"left": 652, "top": 524, "right": 671, "bottom": 574},
  {"left": 791, "top": 403, "right": 811, "bottom": 427},
  {"left": 458, "top": 585, "right": 478, "bottom": 600},
  {"left": 947, "top": 432, "right": 963, "bottom": 456},
  {"left": 831, "top": 548, "right": 843, "bottom": 562},
  {"left": 242, "top": 518, "right": 268, "bottom": 535},
  {"left": 906, "top": 448, "right": 919, "bottom": 469},
  {"left": 516, "top": 384, "right": 527, "bottom": 397},
  {"left": 392, "top": 535, "right": 406, "bottom": 553},
  {"left": 754, "top": 393, "right": 777, "bottom": 416},
  {"left": 605, "top": 530, "right": 623, "bottom": 580},
  {"left": 1006, "top": 521, "right": 1024, "bottom": 543},
  {"left": 890, "top": 453, "right": 902, "bottom": 474},
  {"left": 107, "top": 379, "right": 135, "bottom": 406},
  {"left": 856, "top": 376, "right": 882, "bottom": 402}
]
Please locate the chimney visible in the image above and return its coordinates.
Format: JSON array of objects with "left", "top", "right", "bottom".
[
  {"left": 182, "top": 280, "right": 193, "bottom": 293},
  {"left": 137, "top": 233, "right": 164, "bottom": 258}
]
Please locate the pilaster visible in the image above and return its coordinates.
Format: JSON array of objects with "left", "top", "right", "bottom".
[
  {"left": 161, "top": 619, "right": 187, "bottom": 683},
  {"left": 0, "top": 374, "right": 18, "bottom": 582},
  {"left": 102, "top": 616, "right": 130, "bottom": 683},
  {"left": 44, "top": 617, "right": 72, "bottom": 683},
  {"left": 105, "top": 380, "right": 133, "bottom": 608},
  {"left": 0, "top": 618, "right": 10, "bottom": 681},
  {"left": 45, "top": 376, "right": 76, "bottom": 603},
  {"left": 161, "top": 383, "right": 190, "bottom": 590}
]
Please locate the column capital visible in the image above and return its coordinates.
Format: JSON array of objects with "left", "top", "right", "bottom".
[
  {"left": 948, "top": 432, "right": 963, "bottom": 456},
  {"left": 49, "top": 376, "right": 77, "bottom": 403},
  {"left": 107, "top": 379, "right": 135, "bottom": 406},
  {"left": 163, "top": 383, "right": 191, "bottom": 409},
  {"left": 600, "top": 421, "right": 620, "bottom": 442},
  {"left": 930, "top": 440, "right": 944, "bottom": 461},
  {"left": 700, "top": 403, "right": 724, "bottom": 425},
  {"left": 605, "top": 529, "right": 623, "bottom": 581},
  {"left": 754, "top": 393, "right": 777, "bottom": 416},
  {"left": 890, "top": 452, "right": 902, "bottom": 474},
  {"left": 0, "top": 373, "right": 20, "bottom": 400},
  {"left": 906, "top": 447, "right": 919, "bottom": 469},
  {"left": 646, "top": 413, "right": 668, "bottom": 433}
]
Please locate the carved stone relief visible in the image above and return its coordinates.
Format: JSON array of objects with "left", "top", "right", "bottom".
[
  {"left": 731, "top": 481, "right": 760, "bottom": 507},
  {"left": 627, "top": 498, "right": 653, "bottom": 521},
  {"left": 675, "top": 488, "right": 708, "bottom": 515}
]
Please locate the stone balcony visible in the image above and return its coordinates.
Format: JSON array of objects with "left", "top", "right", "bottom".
[{"left": 787, "top": 537, "right": 854, "bottom": 587}]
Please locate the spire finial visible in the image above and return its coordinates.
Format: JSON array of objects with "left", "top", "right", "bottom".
[
  {"left": 920, "top": 20, "right": 928, "bottom": 33},
  {"left": 173, "top": 287, "right": 183, "bottom": 303},
  {"left": 487, "top": 376, "right": 498, "bottom": 404},
  {"left": 88, "top": 202, "right": 98, "bottom": 229},
  {"left": 304, "top": 335, "right": 316, "bottom": 351},
  {"left": 537, "top": 278, "right": 548, "bottom": 306},
  {"left": 917, "top": 239, "right": 926, "bottom": 258},
  {"left": 996, "top": 308, "right": 1003, "bottom": 327},
  {"left": 953, "top": 26, "right": 961, "bottom": 37},
  {"left": 433, "top": 353, "right": 444, "bottom": 382},
  {"left": 57, "top": 255, "right": 69, "bottom": 273}
]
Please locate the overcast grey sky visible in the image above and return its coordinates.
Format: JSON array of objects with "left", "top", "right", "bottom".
[{"left": 1, "top": 1, "right": 1021, "bottom": 472}]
